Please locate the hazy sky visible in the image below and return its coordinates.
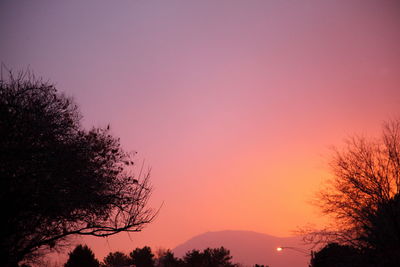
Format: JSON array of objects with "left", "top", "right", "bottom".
[{"left": 1, "top": 0, "right": 400, "bottom": 261}]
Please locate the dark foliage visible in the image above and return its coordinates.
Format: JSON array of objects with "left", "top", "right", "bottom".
[
  {"left": 362, "top": 193, "right": 400, "bottom": 267},
  {"left": 0, "top": 72, "right": 154, "bottom": 266},
  {"left": 65, "top": 246, "right": 241, "bottom": 267},
  {"left": 130, "top": 246, "right": 155, "bottom": 267},
  {"left": 363, "top": 193, "right": 400, "bottom": 250},
  {"left": 309, "top": 243, "right": 365, "bottom": 267},
  {"left": 157, "top": 250, "right": 184, "bottom": 267},
  {"left": 64, "top": 245, "right": 100, "bottom": 267},
  {"left": 183, "top": 247, "right": 237, "bottom": 267},
  {"left": 102, "top": 251, "right": 132, "bottom": 267},
  {"left": 183, "top": 249, "right": 203, "bottom": 267}
]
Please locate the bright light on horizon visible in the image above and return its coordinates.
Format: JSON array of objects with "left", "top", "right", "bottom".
[{"left": 277, "top": 247, "right": 283, "bottom": 252}]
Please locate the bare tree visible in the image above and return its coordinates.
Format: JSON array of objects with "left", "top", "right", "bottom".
[
  {"left": 0, "top": 71, "right": 156, "bottom": 266},
  {"left": 306, "top": 119, "right": 400, "bottom": 253}
]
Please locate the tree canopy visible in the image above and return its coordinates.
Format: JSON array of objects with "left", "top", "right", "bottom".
[
  {"left": 157, "top": 250, "right": 183, "bottom": 267},
  {"left": 59, "top": 246, "right": 241, "bottom": 267},
  {"left": 130, "top": 246, "right": 155, "bottom": 267},
  {"left": 103, "top": 251, "right": 132, "bottom": 267},
  {"left": 64, "top": 245, "right": 100, "bottom": 267},
  {"left": 0, "top": 72, "right": 155, "bottom": 266},
  {"left": 309, "top": 243, "right": 364, "bottom": 267},
  {"left": 183, "top": 247, "right": 237, "bottom": 267}
]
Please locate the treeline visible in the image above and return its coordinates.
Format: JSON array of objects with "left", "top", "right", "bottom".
[{"left": 62, "top": 244, "right": 268, "bottom": 267}]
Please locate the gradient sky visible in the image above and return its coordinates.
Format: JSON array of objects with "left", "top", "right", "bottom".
[{"left": 1, "top": 0, "right": 400, "bottom": 262}]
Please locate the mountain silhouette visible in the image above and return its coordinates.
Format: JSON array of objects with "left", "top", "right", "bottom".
[{"left": 173, "top": 230, "right": 309, "bottom": 267}]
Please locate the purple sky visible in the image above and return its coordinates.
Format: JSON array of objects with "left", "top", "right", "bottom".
[{"left": 1, "top": 0, "right": 400, "bottom": 264}]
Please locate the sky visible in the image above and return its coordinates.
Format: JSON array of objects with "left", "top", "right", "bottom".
[{"left": 1, "top": 0, "right": 400, "bottom": 262}]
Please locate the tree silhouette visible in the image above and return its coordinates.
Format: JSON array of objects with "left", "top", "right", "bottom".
[
  {"left": 183, "top": 249, "right": 204, "bottom": 267},
  {"left": 103, "top": 251, "right": 132, "bottom": 267},
  {"left": 183, "top": 247, "right": 237, "bottom": 267},
  {"left": 202, "top": 247, "right": 235, "bottom": 267},
  {"left": 307, "top": 119, "right": 400, "bottom": 265},
  {"left": 130, "top": 246, "right": 155, "bottom": 267},
  {"left": 64, "top": 245, "right": 100, "bottom": 267},
  {"left": 0, "top": 71, "right": 155, "bottom": 266},
  {"left": 309, "top": 243, "right": 365, "bottom": 267},
  {"left": 362, "top": 193, "right": 400, "bottom": 266},
  {"left": 157, "top": 250, "right": 183, "bottom": 267}
]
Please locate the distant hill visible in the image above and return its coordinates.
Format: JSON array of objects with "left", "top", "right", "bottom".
[{"left": 173, "top": 230, "right": 310, "bottom": 267}]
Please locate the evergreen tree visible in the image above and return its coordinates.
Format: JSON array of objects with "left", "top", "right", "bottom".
[
  {"left": 64, "top": 245, "right": 99, "bottom": 267},
  {"left": 130, "top": 246, "right": 155, "bottom": 267},
  {"left": 103, "top": 252, "right": 132, "bottom": 267}
]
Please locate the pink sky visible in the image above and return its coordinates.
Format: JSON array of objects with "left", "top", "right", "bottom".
[{"left": 1, "top": 0, "right": 400, "bottom": 262}]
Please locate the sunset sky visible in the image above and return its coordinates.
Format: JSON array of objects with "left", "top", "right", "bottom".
[{"left": 1, "top": 0, "right": 400, "bottom": 261}]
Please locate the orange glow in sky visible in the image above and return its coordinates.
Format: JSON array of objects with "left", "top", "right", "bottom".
[{"left": 1, "top": 0, "right": 400, "bottom": 262}]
